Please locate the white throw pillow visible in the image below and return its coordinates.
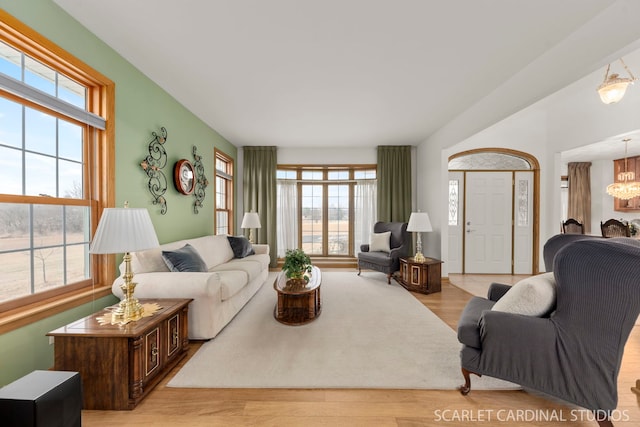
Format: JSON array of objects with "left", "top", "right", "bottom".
[
  {"left": 491, "top": 272, "right": 557, "bottom": 317},
  {"left": 121, "top": 240, "right": 186, "bottom": 275},
  {"left": 369, "top": 231, "right": 391, "bottom": 253}
]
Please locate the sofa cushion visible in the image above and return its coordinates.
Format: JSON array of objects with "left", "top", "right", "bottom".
[
  {"left": 217, "top": 270, "right": 250, "bottom": 301},
  {"left": 358, "top": 251, "right": 393, "bottom": 267},
  {"left": 213, "top": 257, "right": 264, "bottom": 283},
  {"left": 188, "top": 235, "right": 235, "bottom": 270},
  {"left": 162, "top": 244, "right": 208, "bottom": 272},
  {"left": 491, "top": 272, "right": 556, "bottom": 317},
  {"left": 370, "top": 231, "right": 391, "bottom": 253},
  {"left": 239, "top": 253, "right": 271, "bottom": 270},
  {"left": 227, "top": 235, "right": 255, "bottom": 258}
]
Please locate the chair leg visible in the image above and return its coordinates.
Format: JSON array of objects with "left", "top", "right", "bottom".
[
  {"left": 458, "top": 367, "right": 481, "bottom": 395},
  {"left": 387, "top": 273, "right": 391, "bottom": 284},
  {"left": 357, "top": 267, "right": 361, "bottom": 276},
  {"left": 595, "top": 411, "right": 613, "bottom": 427},
  {"left": 596, "top": 420, "right": 613, "bottom": 427}
]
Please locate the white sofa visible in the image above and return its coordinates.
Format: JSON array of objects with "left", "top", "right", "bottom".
[{"left": 111, "top": 234, "right": 270, "bottom": 340}]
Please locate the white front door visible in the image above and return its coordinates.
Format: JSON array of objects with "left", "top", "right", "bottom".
[{"left": 464, "top": 171, "right": 513, "bottom": 274}]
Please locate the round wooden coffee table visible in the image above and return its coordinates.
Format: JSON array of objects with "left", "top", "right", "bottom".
[{"left": 273, "top": 266, "right": 322, "bottom": 325}]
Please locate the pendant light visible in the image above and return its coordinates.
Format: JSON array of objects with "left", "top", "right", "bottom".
[
  {"left": 597, "top": 58, "right": 637, "bottom": 104},
  {"left": 606, "top": 139, "right": 640, "bottom": 200}
]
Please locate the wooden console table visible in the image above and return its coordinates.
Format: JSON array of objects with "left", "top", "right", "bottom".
[
  {"left": 396, "top": 257, "right": 443, "bottom": 294},
  {"left": 47, "top": 298, "right": 191, "bottom": 410}
]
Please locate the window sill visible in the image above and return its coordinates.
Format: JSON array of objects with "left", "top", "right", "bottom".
[{"left": 0, "top": 285, "right": 114, "bottom": 334}]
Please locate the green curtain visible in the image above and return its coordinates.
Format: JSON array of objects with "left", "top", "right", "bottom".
[
  {"left": 243, "top": 146, "right": 277, "bottom": 267},
  {"left": 377, "top": 145, "right": 412, "bottom": 223}
]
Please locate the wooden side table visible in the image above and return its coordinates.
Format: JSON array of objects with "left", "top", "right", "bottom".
[
  {"left": 47, "top": 298, "right": 191, "bottom": 410},
  {"left": 396, "top": 257, "right": 443, "bottom": 294}
]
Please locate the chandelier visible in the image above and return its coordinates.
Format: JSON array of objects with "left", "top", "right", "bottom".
[
  {"left": 597, "top": 58, "right": 637, "bottom": 104},
  {"left": 606, "top": 139, "right": 640, "bottom": 200}
]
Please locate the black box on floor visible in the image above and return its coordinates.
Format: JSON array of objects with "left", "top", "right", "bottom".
[{"left": 0, "top": 370, "right": 82, "bottom": 427}]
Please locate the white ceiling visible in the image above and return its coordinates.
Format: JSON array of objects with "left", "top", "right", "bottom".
[
  {"left": 53, "top": 0, "right": 640, "bottom": 149},
  {"left": 561, "top": 130, "right": 640, "bottom": 163}
]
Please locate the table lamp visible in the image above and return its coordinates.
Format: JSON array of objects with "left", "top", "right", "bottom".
[
  {"left": 241, "top": 211, "right": 261, "bottom": 243},
  {"left": 89, "top": 202, "right": 159, "bottom": 324},
  {"left": 407, "top": 211, "right": 432, "bottom": 263}
]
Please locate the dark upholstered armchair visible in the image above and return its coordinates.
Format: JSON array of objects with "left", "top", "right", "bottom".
[
  {"left": 357, "top": 221, "right": 410, "bottom": 284},
  {"left": 457, "top": 235, "right": 640, "bottom": 427},
  {"left": 542, "top": 233, "right": 603, "bottom": 272}
]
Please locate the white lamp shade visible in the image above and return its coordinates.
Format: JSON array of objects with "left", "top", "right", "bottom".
[
  {"left": 89, "top": 208, "right": 159, "bottom": 254},
  {"left": 407, "top": 211, "right": 432, "bottom": 232},
  {"left": 241, "top": 212, "right": 261, "bottom": 229}
]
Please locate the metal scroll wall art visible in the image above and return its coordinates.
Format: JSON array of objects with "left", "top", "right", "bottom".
[
  {"left": 140, "top": 127, "right": 168, "bottom": 214},
  {"left": 192, "top": 145, "right": 209, "bottom": 214}
]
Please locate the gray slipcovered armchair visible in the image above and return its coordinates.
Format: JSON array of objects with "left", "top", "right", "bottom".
[
  {"left": 542, "top": 233, "right": 604, "bottom": 272},
  {"left": 484, "top": 233, "right": 605, "bottom": 304},
  {"left": 357, "top": 221, "right": 410, "bottom": 284},
  {"left": 457, "top": 236, "right": 640, "bottom": 427}
]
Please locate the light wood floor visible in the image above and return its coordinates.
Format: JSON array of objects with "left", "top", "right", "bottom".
[{"left": 82, "top": 273, "right": 640, "bottom": 426}]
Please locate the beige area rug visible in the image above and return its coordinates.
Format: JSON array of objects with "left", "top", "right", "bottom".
[{"left": 167, "top": 271, "right": 518, "bottom": 390}]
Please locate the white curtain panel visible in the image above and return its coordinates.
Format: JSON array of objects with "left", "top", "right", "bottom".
[
  {"left": 354, "top": 180, "right": 377, "bottom": 253},
  {"left": 276, "top": 180, "right": 298, "bottom": 257}
]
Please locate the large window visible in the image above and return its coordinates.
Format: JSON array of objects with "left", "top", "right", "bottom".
[
  {"left": 0, "top": 12, "right": 114, "bottom": 323},
  {"left": 277, "top": 166, "right": 376, "bottom": 257},
  {"left": 215, "top": 149, "right": 234, "bottom": 235}
]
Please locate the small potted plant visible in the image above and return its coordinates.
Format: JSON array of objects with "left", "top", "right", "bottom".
[{"left": 282, "top": 248, "right": 313, "bottom": 285}]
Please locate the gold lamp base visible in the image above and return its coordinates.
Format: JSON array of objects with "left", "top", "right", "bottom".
[
  {"left": 111, "top": 292, "right": 144, "bottom": 324},
  {"left": 413, "top": 233, "right": 426, "bottom": 263},
  {"left": 113, "top": 252, "right": 144, "bottom": 324}
]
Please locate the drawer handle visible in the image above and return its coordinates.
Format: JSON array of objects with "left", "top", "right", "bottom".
[
  {"left": 172, "top": 329, "right": 179, "bottom": 345},
  {"left": 150, "top": 345, "right": 158, "bottom": 364}
]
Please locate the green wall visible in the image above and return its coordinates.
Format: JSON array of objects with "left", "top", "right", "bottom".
[
  {"left": 0, "top": 295, "right": 117, "bottom": 386},
  {"left": 0, "top": 0, "right": 238, "bottom": 385}
]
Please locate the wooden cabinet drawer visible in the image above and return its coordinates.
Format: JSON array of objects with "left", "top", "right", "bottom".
[
  {"left": 144, "top": 327, "right": 161, "bottom": 378},
  {"left": 166, "top": 313, "right": 181, "bottom": 360}
]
